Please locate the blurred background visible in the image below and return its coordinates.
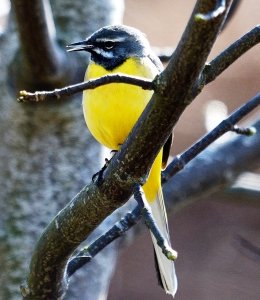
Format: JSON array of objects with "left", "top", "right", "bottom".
[{"left": 0, "top": 1, "right": 259, "bottom": 299}]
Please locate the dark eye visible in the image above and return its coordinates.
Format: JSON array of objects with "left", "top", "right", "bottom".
[{"left": 103, "top": 41, "right": 115, "bottom": 50}]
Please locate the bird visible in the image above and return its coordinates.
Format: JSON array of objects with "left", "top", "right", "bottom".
[{"left": 67, "top": 25, "right": 177, "bottom": 297}]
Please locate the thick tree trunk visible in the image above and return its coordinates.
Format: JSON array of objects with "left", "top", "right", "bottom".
[{"left": 0, "top": 1, "right": 124, "bottom": 299}]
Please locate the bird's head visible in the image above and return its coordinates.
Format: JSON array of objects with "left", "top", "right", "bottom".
[{"left": 67, "top": 25, "right": 151, "bottom": 70}]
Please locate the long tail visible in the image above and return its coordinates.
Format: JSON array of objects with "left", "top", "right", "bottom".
[
  {"left": 143, "top": 152, "right": 177, "bottom": 297},
  {"left": 150, "top": 189, "right": 178, "bottom": 297}
]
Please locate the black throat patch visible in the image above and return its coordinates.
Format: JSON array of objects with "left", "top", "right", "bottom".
[{"left": 91, "top": 52, "right": 127, "bottom": 71}]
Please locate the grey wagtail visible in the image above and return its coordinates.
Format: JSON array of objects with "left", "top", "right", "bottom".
[{"left": 67, "top": 25, "right": 177, "bottom": 297}]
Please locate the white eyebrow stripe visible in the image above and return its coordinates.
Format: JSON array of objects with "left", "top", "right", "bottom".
[{"left": 95, "top": 37, "right": 125, "bottom": 43}]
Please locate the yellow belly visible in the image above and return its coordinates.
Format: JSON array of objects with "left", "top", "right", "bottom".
[
  {"left": 83, "top": 57, "right": 161, "bottom": 201},
  {"left": 83, "top": 57, "right": 158, "bottom": 150}
]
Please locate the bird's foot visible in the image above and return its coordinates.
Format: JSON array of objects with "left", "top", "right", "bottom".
[
  {"left": 92, "top": 149, "right": 119, "bottom": 186},
  {"left": 92, "top": 158, "right": 110, "bottom": 186}
]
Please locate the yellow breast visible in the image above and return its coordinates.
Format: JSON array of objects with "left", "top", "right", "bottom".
[{"left": 83, "top": 57, "right": 158, "bottom": 150}]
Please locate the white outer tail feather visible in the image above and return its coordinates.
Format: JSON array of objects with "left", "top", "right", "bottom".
[{"left": 150, "top": 189, "right": 178, "bottom": 297}]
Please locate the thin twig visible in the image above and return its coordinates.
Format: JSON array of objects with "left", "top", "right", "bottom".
[
  {"left": 17, "top": 74, "right": 154, "bottom": 102},
  {"left": 231, "top": 125, "right": 257, "bottom": 136},
  {"left": 197, "top": 25, "right": 260, "bottom": 92},
  {"left": 162, "top": 93, "right": 259, "bottom": 182},
  {"left": 67, "top": 205, "right": 142, "bottom": 277}
]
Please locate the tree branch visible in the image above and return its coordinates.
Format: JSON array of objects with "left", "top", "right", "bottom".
[
  {"left": 162, "top": 93, "right": 259, "bottom": 181},
  {"left": 23, "top": 1, "right": 234, "bottom": 298},
  {"left": 17, "top": 75, "right": 154, "bottom": 102},
  {"left": 66, "top": 205, "right": 142, "bottom": 277},
  {"left": 163, "top": 120, "right": 260, "bottom": 208},
  {"left": 12, "top": 0, "right": 70, "bottom": 89}
]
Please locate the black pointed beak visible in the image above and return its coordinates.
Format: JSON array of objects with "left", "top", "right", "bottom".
[{"left": 66, "top": 40, "right": 94, "bottom": 52}]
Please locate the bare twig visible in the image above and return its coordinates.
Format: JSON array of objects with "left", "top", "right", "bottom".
[
  {"left": 67, "top": 205, "right": 142, "bottom": 277},
  {"left": 17, "top": 75, "right": 154, "bottom": 102},
  {"left": 231, "top": 125, "right": 257, "bottom": 135},
  {"left": 162, "top": 93, "right": 260, "bottom": 181},
  {"left": 198, "top": 25, "right": 260, "bottom": 91}
]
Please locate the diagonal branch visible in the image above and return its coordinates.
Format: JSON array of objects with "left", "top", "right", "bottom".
[
  {"left": 67, "top": 205, "right": 142, "bottom": 277},
  {"left": 197, "top": 25, "right": 260, "bottom": 92},
  {"left": 163, "top": 119, "right": 260, "bottom": 207},
  {"left": 162, "top": 93, "right": 260, "bottom": 181}
]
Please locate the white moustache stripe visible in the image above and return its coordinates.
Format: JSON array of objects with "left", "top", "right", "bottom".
[{"left": 93, "top": 48, "right": 114, "bottom": 58}]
